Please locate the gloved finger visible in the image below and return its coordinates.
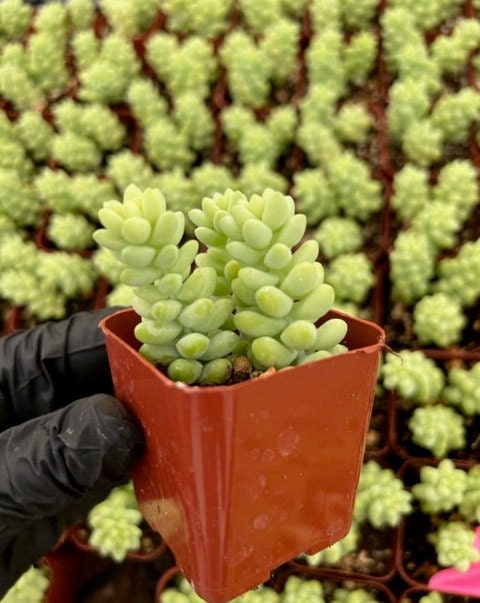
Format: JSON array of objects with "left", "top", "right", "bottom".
[
  {"left": 0, "top": 393, "right": 143, "bottom": 551},
  {"left": 0, "top": 306, "right": 122, "bottom": 427}
]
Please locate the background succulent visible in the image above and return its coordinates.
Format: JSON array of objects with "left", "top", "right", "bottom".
[{"left": 1, "top": 0, "right": 480, "bottom": 599}]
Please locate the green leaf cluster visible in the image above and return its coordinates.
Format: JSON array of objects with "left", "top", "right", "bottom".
[
  {"left": 94, "top": 185, "right": 349, "bottom": 384},
  {"left": 0, "top": 566, "right": 49, "bottom": 603},
  {"left": 87, "top": 481, "right": 143, "bottom": 562},
  {"left": 353, "top": 460, "right": 413, "bottom": 529}
]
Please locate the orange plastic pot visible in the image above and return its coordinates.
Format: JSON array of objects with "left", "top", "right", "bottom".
[{"left": 100, "top": 308, "right": 385, "bottom": 603}]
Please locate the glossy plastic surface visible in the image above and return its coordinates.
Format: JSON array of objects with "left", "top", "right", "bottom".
[{"left": 101, "top": 308, "right": 385, "bottom": 603}]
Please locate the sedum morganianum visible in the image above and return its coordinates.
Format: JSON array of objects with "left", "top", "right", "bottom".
[{"left": 94, "top": 184, "right": 348, "bottom": 385}]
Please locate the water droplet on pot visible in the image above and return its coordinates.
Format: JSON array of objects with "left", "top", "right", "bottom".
[
  {"left": 253, "top": 514, "right": 269, "bottom": 530},
  {"left": 262, "top": 449, "right": 275, "bottom": 462},
  {"left": 277, "top": 429, "right": 300, "bottom": 456}
]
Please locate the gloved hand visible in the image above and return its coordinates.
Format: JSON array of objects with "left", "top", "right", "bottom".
[{"left": 0, "top": 307, "right": 144, "bottom": 597}]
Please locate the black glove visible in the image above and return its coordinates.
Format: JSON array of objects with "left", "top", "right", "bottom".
[{"left": 0, "top": 307, "right": 144, "bottom": 597}]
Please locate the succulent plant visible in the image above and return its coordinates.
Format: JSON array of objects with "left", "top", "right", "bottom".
[
  {"left": 46, "top": 212, "right": 96, "bottom": 251},
  {"left": 459, "top": 465, "right": 480, "bottom": 523},
  {"left": 310, "top": 0, "right": 341, "bottom": 32},
  {"left": 222, "top": 105, "right": 297, "bottom": 170},
  {"left": 106, "top": 150, "right": 161, "bottom": 194},
  {"left": 324, "top": 252, "right": 375, "bottom": 305},
  {"left": 0, "top": 42, "right": 44, "bottom": 111},
  {"left": 401, "top": 119, "right": 443, "bottom": 167},
  {"left": 237, "top": 164, "right": 288, "bottom": 198},
  {"left": 411, "top": 459, "right": 468, "bottom": 514},
  {"left": 431, "top": 18, "right": 480, "bottom": 76},
  {"left": 0, "top": 169, "right": 42, "bottom": 228},
  {"left": 219, "top": 30, "right": 272, "bottom": 107},
  {"left": 413, "top": 292, "right": 466, "bottom": 348},
  {"left": 281, "top": 576, "right": 325, "bottom": 603},
  {"left": 15, "top": 110, "right": 54, "bottom": 162},
  {"left": 380, "top": 350, "right": 445, "bottom": 403},
  {"left": 160, "top": 0, "right": 233, "bottom": 38},
  {"left": 87, "top": 481, "right": 143, "bottom": 562},
  {"left": 0, "top": 565, "right": 49, "bottom": 603},
  {"left": 405, "top": 455, "right": 480, "bottom": 583},
  {"left": 391, "top": 164, "right": 430, "bottom": 222},
  {"left": 99, "top": 0, "right": 162, "bottom": 37},
  {"left": 387, "top": 78, "right": 431, "bottom": 142},
  {"left": 238, "top": 0, "right": 285, "bottom": 34},
  {"left": 1, "top": 2, "right": 480, "bottom": 597},
  {"left": 435, "top": 238, "right": 480, "bottom": 307},
  {"left": 0, "top": 0, "right": 33, "bottom": 40},
  {"left": 148, "top": 34, "right": 218, "bottom": 100},
  {"left": 106, "top": 283, "right": 135, "bottom": 308},
  {"left": 191, "top": 163, "right": 237, "bottom": 203},
  {"left": 353, "top": 460, "right": 413, "bottom": 529},
  {"left": 390, "top": 0, "right": 463, "bottom": 31},
  {"left": 92, "top": 247, "right": 125, "bottom": 285},
  {"left": 76, "top": 32, "right": 141, "bottom": 104},
  {"left": 292, "top": 169, "right": 337, "bottom": 226},
  {"left": 430, "top": 521, "right": 480, "bottom": 572},
  {"left": 389, "top": 229, "right": 436, "bottom": 304},
  {"left": 144, "top": 117, "right": 194, "bottom": 172},
  {"left": 66, "top": 0, "right": 96, "bottom": 30},
  {"left": 94, "top": 185, "right": 349, "bottom": 384},
  {"left": 327, "top": 152, "right": 383, "bottom": 221},
  {"left": 442, "top": 362, "right": 480, "bottom": 417},
  {"left": 433, "top": 160, "right": 479, "bottom": 223},
  {"left": 430, "top": 88, "right": 480, "bottom": 145},
  {"left": 306, "top": 28, "right": 346, "bottom": 96},
  {"left": 313, "top": 217, "right": 363, "bottom": 258},
  {"left": 153, "top": 170, "right": 197, "bottom": 220},
  {"left": 297, "top": 122, "right": 342, "bottom": 170},
  {"left": 334, "top": 102, "right": 373, "bottom": 144},
  {"left": 174, "top": 92, "right": 215, "bottom": 153},
  {"left": 408, "top": 405, "right": 466, "bottom": 457},
  {"left": 410, "top": 202, "right": 462, "bottom": 251},
  {"left": 162, "top": 575, "right": 279, "bottom": 603},
  {"left": 0, "top": 238, "right": 99, "bottom": 320},
  {"left": 342, "top": 30, "right": 377, "bottom": 86},
  {"left": 418, "top": 593, "right": 444, "bottom": 603},
  {"left": 50, "top": 131, "right": 102, "bottom": 173},
  {"left": 331, "top": 587, "right": 380, "bottom": 603},
  {"left": 259, "top": 18, "right": 300, "bottom": 86},
  {"left": 25, "top": 29, "right": 70, "bottom": 96}
]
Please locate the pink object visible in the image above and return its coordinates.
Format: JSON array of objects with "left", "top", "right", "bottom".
[{"left": 428, "top": 526, "right": 480, "bottom": 596}]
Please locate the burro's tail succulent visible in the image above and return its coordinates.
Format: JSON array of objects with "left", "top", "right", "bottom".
[{"left": 94, "top": 185, "right": 348, "bottom": 385}]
